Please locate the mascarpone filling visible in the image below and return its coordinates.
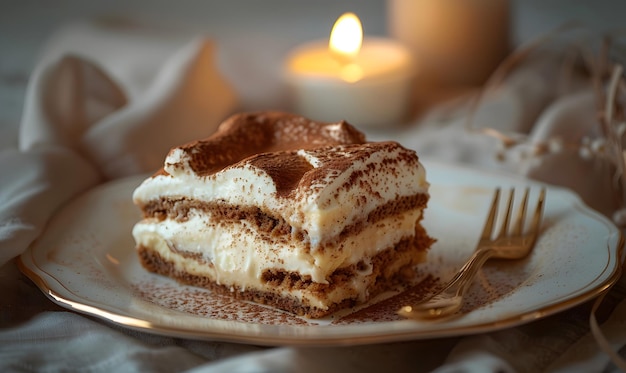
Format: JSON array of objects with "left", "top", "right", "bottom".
[
  {"left": 134, "top": 144, "right": 429, "bottom": 247},
  {"left": 132, "top": 209, "right": 423, "bottom": 285}
]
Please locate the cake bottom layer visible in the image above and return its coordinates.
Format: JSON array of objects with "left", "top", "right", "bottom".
[{"left": 136, "top": 225, "right": 433, "bottom": 318}]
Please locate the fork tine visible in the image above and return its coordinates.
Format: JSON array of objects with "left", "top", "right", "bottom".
[
  {"left": 398, "top": 185, "right": 546, "bottom": 320},
  {"left": 481, "top": 188, "right": 501, "bottom": 239},
  {"left": 528, "top": 188, "right": 546, "bottom": 240},
  {"left": 512, "top": 188, "right": 530, "bottom": 235},
  {"left": 497, "top": 188, "right": 515, "bottom": 239}
]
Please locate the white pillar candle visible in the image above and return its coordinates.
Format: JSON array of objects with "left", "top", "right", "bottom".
[
  {"left": 388, "top": 0, "right": 510, "bottom": 87},
  {"left": 285, "top": 13, "right": 414, "bottom": 128}
]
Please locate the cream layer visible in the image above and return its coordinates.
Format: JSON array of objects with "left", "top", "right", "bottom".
[
  {"left": 133, "top": 143, "right": 429, "bottom": 248},
  {"left": 133, "top": 209, "right": 422, "bottom": 284},
  {"left": 132, "top": 210, "right": 423, "bottom": 308}
]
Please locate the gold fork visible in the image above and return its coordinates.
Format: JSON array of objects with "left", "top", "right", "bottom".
[{"left": 398, "top": 187, "right": 546, "bottom": 320}]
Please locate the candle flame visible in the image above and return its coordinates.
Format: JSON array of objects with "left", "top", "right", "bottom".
[{"left": 329, "top": 12, "right": 363, "bottom": 61}]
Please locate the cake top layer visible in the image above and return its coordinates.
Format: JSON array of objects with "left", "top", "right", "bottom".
[
  {"left": 165, "top": 111, "right": 366, "bottom": 177},
  {"left": 134, "top": 112, "right": 428, "bottom": 246}
]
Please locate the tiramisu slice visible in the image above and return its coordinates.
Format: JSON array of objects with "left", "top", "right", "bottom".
[{"left": 132, "top": 112, "right": 433, "bottom": 318}]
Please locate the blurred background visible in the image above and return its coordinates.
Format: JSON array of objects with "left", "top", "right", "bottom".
[{"left": 1, "top": 0, "right": 625, "bottom": 146}]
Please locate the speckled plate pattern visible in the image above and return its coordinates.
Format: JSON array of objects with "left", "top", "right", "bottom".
[{"left": 19, "top": 160, "right": 623, "bottom": 346}]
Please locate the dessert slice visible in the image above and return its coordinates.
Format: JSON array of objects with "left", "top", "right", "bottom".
[{"left": 132, "top": 112, "right": 433, "bottom": 318}]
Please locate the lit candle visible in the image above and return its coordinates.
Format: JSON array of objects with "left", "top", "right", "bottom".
[{"left": 285, "top": 12, "right": 414, "bottom": 128}]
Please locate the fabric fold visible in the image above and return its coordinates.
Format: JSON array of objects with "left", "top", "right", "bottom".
[
  {"left": 19, "top": 54, "right": 128, "bottom": 153},
  {"left": 0, "top": 146, "right": 100, "bottom": 266},
  {"left": 2, "top": 24, "right": 239, "bottom": 266},
  {"left": 80, "top": 38, "right": 239, "bottom": 179}
]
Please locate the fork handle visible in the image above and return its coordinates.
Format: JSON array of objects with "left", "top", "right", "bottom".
[
  {"left": 399, "top": 247, "right": 496, "bottom": 319},
  {"left": 444, "top": 247, "right": 496, "bottom": 296}
]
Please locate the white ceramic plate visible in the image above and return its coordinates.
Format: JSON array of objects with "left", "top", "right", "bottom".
[{"left": 19, "top": 160, "right": 623, "bottom": 346}]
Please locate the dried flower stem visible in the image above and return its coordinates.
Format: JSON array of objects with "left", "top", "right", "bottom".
[
  {"left": 465, "top": 23, "right": 626, "bottom": 222},
  {"left": 604, "top": 64, "right": 625, "bottom": 202}
]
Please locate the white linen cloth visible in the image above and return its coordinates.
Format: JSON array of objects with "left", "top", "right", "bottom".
[
  {"left": 1, "top": 21, "right": 626, "bottom": 373},
  {"left": 0, "top": 22, "right": 238, "bottom": 267}
]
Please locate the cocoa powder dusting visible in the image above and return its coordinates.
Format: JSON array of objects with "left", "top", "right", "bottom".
[{"left": 168, "top": 112, "right": 366, "bottom": 177}]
